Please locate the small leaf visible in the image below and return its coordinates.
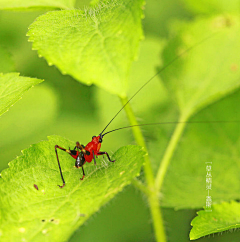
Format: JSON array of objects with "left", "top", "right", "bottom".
[
  {"left": 160, "top": 15, "right": 240, "bottom": 120},
  {"left": 0, "top": 135, "right": 145, "bottom": 242},
  {"left": 190, "top": 201, "right": 240, "bottom": 240},
  {"left": 0, "top": 0, "right": 75, "bottom": 10},
  {"left": 0, "top": 73, "right": 43, "bottom": 116},
  {"left": 27, "top": 0, "right": 144, "bottom": 97}
]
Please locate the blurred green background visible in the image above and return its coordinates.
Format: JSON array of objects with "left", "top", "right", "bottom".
[{"left": 0, "top": 0, "right": 240, "bottom": 241}]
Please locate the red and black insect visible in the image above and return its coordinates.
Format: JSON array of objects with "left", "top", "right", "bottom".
[
  {"left": 55, "top": 136, "right": 115, "bottom": 188},
  {"left": 54, "top": 35, "right": 236, "bottom": 188}
]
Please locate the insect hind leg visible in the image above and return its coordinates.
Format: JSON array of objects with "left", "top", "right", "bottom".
[{"left": 55, "top": 145, "right": 68, "bottom": 188}]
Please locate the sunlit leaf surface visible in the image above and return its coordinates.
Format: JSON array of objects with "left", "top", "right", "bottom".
[
  {"left": 0, "top": 135, "right": 145, "bottom": 242},
  {"left": 27, "top": 0, "right": 144, "bottom": 97}
]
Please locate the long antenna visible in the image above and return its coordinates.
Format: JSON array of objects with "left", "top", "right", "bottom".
[
  {"left": 99, "top": 34, "right": 215, "bottom": 136},
  {"left": 102, "top": 120, "right": 240, "bottom": 137}
]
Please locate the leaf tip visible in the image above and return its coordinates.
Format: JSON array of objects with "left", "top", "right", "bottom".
[{"left": 189, "top": 229, "right": 196, "bottom": 240}]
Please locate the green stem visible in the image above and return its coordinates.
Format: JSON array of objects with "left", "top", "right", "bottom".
[
  {"left": 155, "top": 114, "right": 187, "bottom": 191},
  {"left": 120, "top": 96, "right": 166, "bottom": 242}
]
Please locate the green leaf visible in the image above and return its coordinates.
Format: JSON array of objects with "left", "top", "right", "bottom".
[
  {"left": 145, "top": 16, "right": 240, "bottom": 209},
  {"left": 0, "top": 73, "right": 43, "bottom": 117},
  {"left": 0, "top": 135, "right": 145, "bottom": 241},
  {"left": 159, "top": 88, "right": 240, "bottom": 209},
  {"left": 0, "top": 46, "right": 15, "bottom": 73},
  {"left": 27, "top": 0, "right": 144, "bottom": 97},
  {"left": 182, "top": 0, "right": 240, "bottom": 15},
  {"left": 160, "top": 15, "right": 240, "bottom": 120},
  {"left": 190, "top": 201, "right": 240, "bottom": 240},
  {"left": 0, "top": 0, "right": 75, "bottom": 10}
]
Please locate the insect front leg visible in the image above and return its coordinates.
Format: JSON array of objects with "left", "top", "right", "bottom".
[
  {"left": 92, "top": 150, "right": 97, "bottom": 165},
  {"left": 97, "top": 151, "right": 115, "bottom": 162}
]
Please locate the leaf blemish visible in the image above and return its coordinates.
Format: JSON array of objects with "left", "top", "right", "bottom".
[
  {"left": 42, "top": 229, "right": 48, "bottom": 234},
  {"left": 120, "top": 171, "right": 125, "bottom": 175},
  {"left": 51, "top": 219, "right": 60, "bottom": 224},
  {"left": 231, "top": 64, "right": 238, "bottom": 72},
  {"left": 19, "top": 228, "right": 25, "bottom": 233}
]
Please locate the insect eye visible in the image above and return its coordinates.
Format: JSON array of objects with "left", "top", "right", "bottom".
[
  {"left": 92, "top": 136, "right": 96, "bottom": 139},
  {"left": 99, "top": 138, "right": 102, "bottom": 143}
]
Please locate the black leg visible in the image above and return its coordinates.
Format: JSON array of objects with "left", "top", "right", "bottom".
[
  {"left": 55, "top": 145, "right": 66, "bottom": 188},
  {"left": 80, "top": 166, "right": 85, "bottom": 180},
  {"left": 92, "top": 150, "right": 96, "bottom": 165},
  {"left": 97, "top": 152, "right": 115, "bottom": 162}
]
